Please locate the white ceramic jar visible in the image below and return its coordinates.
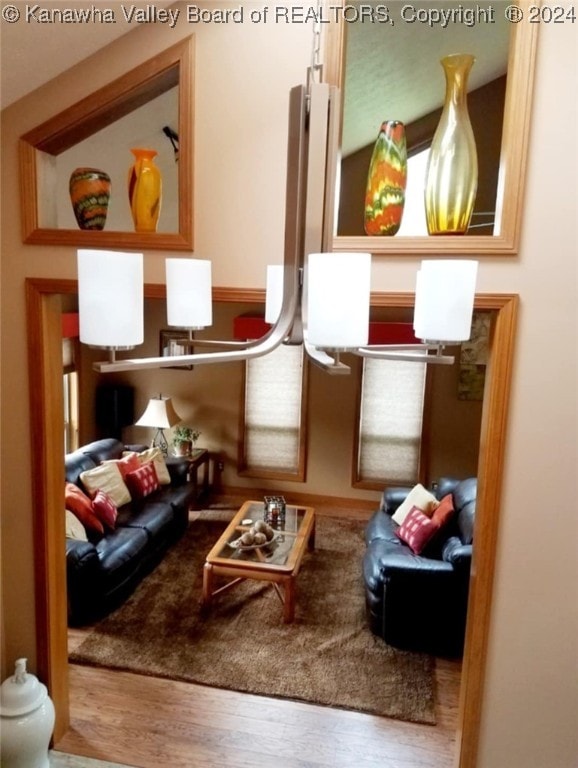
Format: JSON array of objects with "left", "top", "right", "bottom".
[{"left": 0, "top": 658, "right": 55, "bottom": 768}]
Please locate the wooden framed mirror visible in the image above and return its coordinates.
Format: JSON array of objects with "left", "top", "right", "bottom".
[
  {"left": 323, "top": 0, "right": 539, "bottom": 256},
  {"left": 19, "top": 36, "right": 194, "bottom": 250}
]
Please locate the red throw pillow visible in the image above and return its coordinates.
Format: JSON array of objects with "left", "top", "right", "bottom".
[
  {"left": 431, "top": 493, "right": 454, "bottom": 528},
  {"left": 125, "top": 461, "right": 159, "bottom": 499},
  {"left": 92, "top": 490, "right": 118, "bottom": 531},
  {"left": 396, "top": 506, "right": 440, "bottom": 555},
  {"left": 105, "top": 453, "right": 141, "bottom": 480},
  {"left": 65, "top": 482, "right": 104, "bottom": 537}
]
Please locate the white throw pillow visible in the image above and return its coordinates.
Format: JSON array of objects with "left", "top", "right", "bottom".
[
  {"left": 391, "top": 484, "right": 439, "bottom": 525},
  {"left": 65, "top": 509, "right": 88, "bottom": 541},
  {"left": 80, "top": 462, "right": 132, "bottom": 507}
]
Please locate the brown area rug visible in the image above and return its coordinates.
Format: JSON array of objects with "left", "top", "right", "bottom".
[{"left": 70, "top": 510, "right": 436, "bottom": 724}]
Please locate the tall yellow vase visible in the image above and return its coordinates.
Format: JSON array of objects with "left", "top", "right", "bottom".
[
  {"left": 425, "top": 54, "right": 478, "bottom": 235},
  {"left": 128, "top": 148, "right": 162, "bottom": 233}
]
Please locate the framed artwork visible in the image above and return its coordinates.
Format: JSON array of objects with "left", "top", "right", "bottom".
[
  {"left": 159, "top": 330, "right": 194, "bottom": 370},
  {"left": 458, "top": 313, "right": 491, "bottom": 401}
]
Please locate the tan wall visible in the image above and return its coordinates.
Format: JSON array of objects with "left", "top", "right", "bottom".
[
  {"left": 78, "top": 299, "right": 481, "bottom": 497},
  {"left": 1, "top": 8, "right": 577, "bottom": 768}
]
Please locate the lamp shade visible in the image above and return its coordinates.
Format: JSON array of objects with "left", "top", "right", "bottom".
[
  {"left": 413, "top": 260, "right": 478, "bottom": 342},
  {"left": 78, "top": 249, "right": 143, "bottom": 348},
  {"left": 166, "top": 258, "right": 212, "bottom": 329},
  {"left": 306, "top": 252, "right": 371, "bottom": 348},
  {"left": 265, "top": 265, "right": 284, "bottom": 324},
  {"left": 135, "top": 396, "right": 182, "bottom": 429}
]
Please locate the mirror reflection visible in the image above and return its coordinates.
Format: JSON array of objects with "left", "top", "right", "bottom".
[
  {"left": 336, "top": 1, "right": 510, "bottom": 238},
  {"left": 48, "top": 88, "right": 179, "bottom": 233}
]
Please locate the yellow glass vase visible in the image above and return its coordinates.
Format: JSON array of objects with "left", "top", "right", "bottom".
[
  {"left": 425, "top": 54, "right": 478, "bottom": 235},
  {"left": 128, "top": 148, "right": 162, "bottom": 233}
]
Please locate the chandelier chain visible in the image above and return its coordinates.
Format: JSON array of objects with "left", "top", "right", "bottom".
[{"left": 308, "top": 0, "right": 323, "bottom": 92}]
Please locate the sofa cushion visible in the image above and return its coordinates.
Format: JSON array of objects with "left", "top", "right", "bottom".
[
  {"left": 80, "top": 463, "right": 132, "bottom": 507},
  {"left": 391, "top": 484, "right": 438, "bottom": 525},
  {"left": 92, "top": 490, "right": 118, "bottom": 531},
  {"left": 82, "top": 438, "right": 124, "bottom": 464},
  {"left": 396, "top": 507, "right": 440, "bottom": 554},
  {"left": 365, "top": 508, "right": 401, "bottom": 546},
  {"left": 117, "top": 502, "right": 175, "bottom": 540},
  {"left": 95, "top": 526, "right": 150, "bottom": 588},
  {"left": 65, "top": 452, "right": 98, "bottom": 487},
  {"left": 65, "top": 483, "right": 104, "bottom": 538},
  {"left": 125, "top": 462, "right": 159, "bottom": 499}
]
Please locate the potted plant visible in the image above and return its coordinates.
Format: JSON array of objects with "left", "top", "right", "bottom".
[{"left": 171, "top": 425, "right": 201, "bottom": 457}]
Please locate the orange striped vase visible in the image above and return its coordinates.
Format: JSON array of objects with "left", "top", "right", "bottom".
[
  {"left": 364, "top": 121, "right": 407, "bottom": 236},
  {"left": 69, "top": 167, "right": 111, "bottom": 230}
]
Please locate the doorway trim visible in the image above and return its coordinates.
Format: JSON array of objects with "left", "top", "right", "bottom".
[{"left": 26, "top": 277, "right": 517, "bottom": 764}]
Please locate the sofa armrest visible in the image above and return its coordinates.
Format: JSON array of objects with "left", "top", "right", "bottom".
[
  {"left": 165, "top": 456, "right": 190, "bottom": 486},
  {"left": 442, "top": 537, "right": 473, "bottom": 569}
]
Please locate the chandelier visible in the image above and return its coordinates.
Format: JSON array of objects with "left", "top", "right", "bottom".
[{"left": 78, "top": 82, "right": 478, "bottom": 376}]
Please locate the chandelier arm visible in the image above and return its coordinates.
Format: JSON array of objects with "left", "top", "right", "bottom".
[
  {"left": 303, "top": 338, "right": 351, "bottom": 375},
  {"left": 353, "top": 346, "right": 455, "bottom": 365},
  {"left": 94, "top": 86, "right": 309, "bottom": 374}
]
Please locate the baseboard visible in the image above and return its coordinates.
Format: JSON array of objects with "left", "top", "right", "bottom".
[{"left": 215, "top": 485, "right": 379, "bottom": 517}]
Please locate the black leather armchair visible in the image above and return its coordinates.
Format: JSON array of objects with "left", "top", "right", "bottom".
[{"left": 363, "top": 477, "right": 476, "bottom": 656}]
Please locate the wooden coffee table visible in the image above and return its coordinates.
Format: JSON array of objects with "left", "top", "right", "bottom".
[{"left": 201, "top": 500, "right": 315, "bottom": 623}]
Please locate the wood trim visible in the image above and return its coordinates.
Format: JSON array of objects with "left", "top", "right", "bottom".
[
  {"left": 322, "top": 0, "right": 539, "bottom": 256},
  {"left": 27, "top": 278, "right": 517, "bottom": 766},
  {"left": 456, "top": 293, "right": 518, "bottom": 768},
  {"left": 25, "top": 282, "right": 70, "bottom": 741},
  {"left": 19, "top": 37, "right": 194, "bottom": 251}
]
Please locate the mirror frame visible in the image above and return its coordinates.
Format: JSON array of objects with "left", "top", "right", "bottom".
[
  {"left": 323, "top": 0, "right": 539, "bottom": 256},
  {"left": 19, "top": 37, "right": 194, "bottom": 251}
]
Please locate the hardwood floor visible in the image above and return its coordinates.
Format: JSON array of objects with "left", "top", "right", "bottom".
[
  {"left": 55, "top": 501, "right": 462, "bottom": 767},
  {"left": 55, "top": 658, "right": 461, "bottom": 768}
]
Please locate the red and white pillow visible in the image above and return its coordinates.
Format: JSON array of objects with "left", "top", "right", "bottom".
[
  {"left": 396, "top": 506, "right": 440, "bottom": 554},
  {"left": 92, "top": 490, "right": 118, "bottom": 531},
  {"left": 125, "top": 461, "right": 159, "bottom": 499}
]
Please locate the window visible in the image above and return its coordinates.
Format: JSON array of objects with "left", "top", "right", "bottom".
[
  {"left": 62, "top": 333, "right": 80, "bottom": 453},
  {"left": 240, "top": 343, "right": 307, "bottom": 480},
  {"left": 63, "top": 370, "right": 79, "bottom": 453},
  {"left": 355, "top": 357, "right": 427, "bottom": 487}
]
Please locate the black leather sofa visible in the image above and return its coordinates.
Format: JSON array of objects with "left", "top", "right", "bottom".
[
  {"left": 363, "top": 477, "right": 476, "bottom": 656},
  {"left": 65, "top": 438, "right": 196, "bottom": 625}
]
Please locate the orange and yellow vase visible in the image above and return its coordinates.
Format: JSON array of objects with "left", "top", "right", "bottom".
[
  {"left": 364, "top": 121, "right": 407, "bottom": 236},
  {"left": 127, "top": 148, "right": 162, "bottom": 233}
]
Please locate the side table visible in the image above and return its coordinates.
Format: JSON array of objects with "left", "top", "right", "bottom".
[{"left": 183, "top": 448, "right": 211, "bottom": 504}]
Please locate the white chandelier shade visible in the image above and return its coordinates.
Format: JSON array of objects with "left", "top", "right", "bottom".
[
  {"left": 413, "top": 260, "right": 478, "bottom": 342},
  {"left": 78, "top": 249, "right": 143, "bottom": 349},
  {"left": 306, "top": 252, "right": 371, "bottom": 348},
  {"left": 265, "top": 265, "right": 284, "bottom": 324},
  {"left": 166, "top": 258, "right": 212, "bottom": 329}
]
